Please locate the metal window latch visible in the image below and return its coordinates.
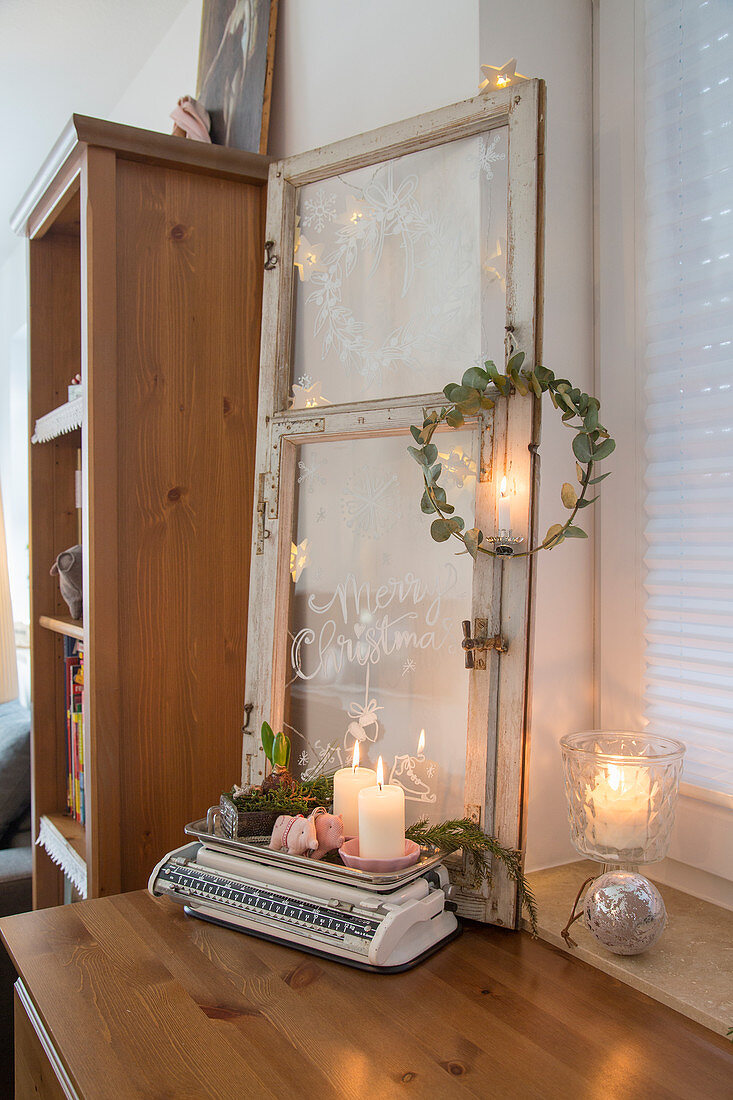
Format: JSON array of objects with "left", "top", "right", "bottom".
[
  {"left": 461, "top": 619, "right": 507, "bottom": 670},
  {"left": 264, "top": 240, "right": 278, "bottom": 269},
  {"left": 241, "top": 702, "right": 254, "bottom": 733}
]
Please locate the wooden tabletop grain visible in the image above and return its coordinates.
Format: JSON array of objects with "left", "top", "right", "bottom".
[{"left": 1, "top": 891, "right": 731, "bottom": 1099}]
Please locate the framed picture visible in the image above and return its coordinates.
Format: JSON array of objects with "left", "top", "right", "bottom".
[
  {"left": 243, "top": 84, "right": 546, "bottom": 926},
  {"left": 196, "top": 0, "right": 278, "bottom": 153}
]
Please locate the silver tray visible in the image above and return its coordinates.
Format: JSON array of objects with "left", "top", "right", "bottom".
[{"left": 184, "top": 811, "right": 446, "bottom": 891}]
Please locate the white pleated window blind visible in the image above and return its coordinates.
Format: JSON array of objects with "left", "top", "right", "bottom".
[{"left": 644, "top": 0, "right": 733, "bottom": 797}]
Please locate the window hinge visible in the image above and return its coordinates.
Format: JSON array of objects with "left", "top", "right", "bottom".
[{"left": 256, "top": 472, "right": 271, "bottom": 554}]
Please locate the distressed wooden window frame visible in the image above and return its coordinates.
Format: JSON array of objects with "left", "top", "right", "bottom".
[{"left": 243, "top": 82, "right": 545, "bottom": 927}]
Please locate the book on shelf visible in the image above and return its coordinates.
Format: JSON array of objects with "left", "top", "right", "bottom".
[{"left": 63, "top": 635, "right": 85, "bottom": 825}]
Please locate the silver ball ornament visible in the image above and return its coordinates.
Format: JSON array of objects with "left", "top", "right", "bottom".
[{"left": 584, "top": 871, "right": 666, "bottom": 955}]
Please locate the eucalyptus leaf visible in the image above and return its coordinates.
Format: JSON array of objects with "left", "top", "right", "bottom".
[
  {"left": 592, "top": 437, "right": 616, "bottom": 461},
  {"left": 507, "top": 351, "right": 526, "bottom": 374},
  {"left": 576, "top": 495, "right": 599, "bottom": 508},
  {"left": 462, "top": 366, "right": 490, "bottom": 390},
  {"left": 544, "top": 523, "right": 564, "bottom": 547},
  {"left": 410, "top": 425, "right": 422, "bottom": 443},
  {"left": 423, "top": 443, "right": 438, "bottom": 465},
  {"left": 444, "top": 383, "right": 461, "bottom": 401},
  {"left": 588, "top": 471, "right": 611, "bottom": 485},
  {"left": 572, "top": 433, "right": 593, "bottom": 463},
  {"left": 464, "top": 528, "right": 482, "bottom": 560},
  {"left": 511, "top": 370, "right": 529, "bottom": 397},
  {"left": 457, "top": 390, "right": 482, "bottom": 414},
  {"left": 431, "top": 516, "right": 464, "bottom": 542},
  {"left": 528, "top": 372, "right": 543, "bottom": 399},
  {"left": 408, "top": 445, "right": 428, "bottom": 466},
  {"left": 446, "top": 408, "right": 464, "bottom": 428},
  {"left": 576, "top": 461, "right": 585, "bottom": 484},
  {"left": 421, "top": 491, "right": 436, "bottom": 514},
  {"left": 431, "top": 518, "right": 452, "bottom": 542},
  {"left": 561, "top": 482, "right": 577, "bottom": 509},
  {"left": 564, "top": 525, "right": 588, "bottom": 539}
]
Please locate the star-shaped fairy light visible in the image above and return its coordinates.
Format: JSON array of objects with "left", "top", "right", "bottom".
[
  {"left": 484, "top": 237, "right": 507, "bottom": 290},
  {"left": 289, "top": 377, "right": 331, "bottom": 410},
  {"left": 479, "top": 59, "right": 527, "bottom": 93},
  {"left": 293, "top": 234, "right": 325, "bottom": 282},
  {"left": 290, "top": 538, "right": 310, "bottom": 583}
]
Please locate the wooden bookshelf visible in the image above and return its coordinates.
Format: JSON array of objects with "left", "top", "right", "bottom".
[
  {"left": 38, "top": 615, "right": 83, "bottom": 641},
  {"left": 18, "top": 116, "right": 269, "bottom": 908}
]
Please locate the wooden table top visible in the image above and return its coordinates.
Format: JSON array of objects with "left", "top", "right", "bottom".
[{"left": 1, "top": 891, "right": 731, "bottom": 1099}]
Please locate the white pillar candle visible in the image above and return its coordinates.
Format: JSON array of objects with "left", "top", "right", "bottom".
[
  {"left": 358, "top": 756, "right": 405, "bottom": 860},
  {"left": 586, "top": 765, "right": 651, "bottom": 852},
  {"left": 333, "top": 741, "right": 376, "bottom": 837},
  {"left": 498, "top": 476, "right": 511, "bottom": 532}
]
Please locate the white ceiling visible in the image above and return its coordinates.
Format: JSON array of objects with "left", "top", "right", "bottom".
[{"left": 0, "top": 0, "right": 189, "bottom": 266}]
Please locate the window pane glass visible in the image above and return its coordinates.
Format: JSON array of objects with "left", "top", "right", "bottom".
[
  {"left": 285, "top": 431, "right": 478, "bottom": 824},
  {"left": 290, "top": 129, "right": 508, "bottom": 408}
]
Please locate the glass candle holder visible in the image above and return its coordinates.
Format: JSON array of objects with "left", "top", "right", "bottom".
[{"left": 560, "top": 731, "right": 685, "bottom": 864}]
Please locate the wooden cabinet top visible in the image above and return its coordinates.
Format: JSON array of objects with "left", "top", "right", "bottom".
[
  {"left": 12, "top": 114, "right": 271, "bottom": 239},
  {"left": 1, "top": 891, "right": 731, "bottom": 1099}
]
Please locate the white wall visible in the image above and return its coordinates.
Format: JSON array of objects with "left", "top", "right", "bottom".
[
  {"left": 110, "top": 0, "right": 202, "bottom": 132},
  {"left": 269, "top": 0, "right": 479, "bottom": 156}
]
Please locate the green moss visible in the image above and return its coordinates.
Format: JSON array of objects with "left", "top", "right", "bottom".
[{"left": 224, "top": 774, "right": 334, "bottom": 817}]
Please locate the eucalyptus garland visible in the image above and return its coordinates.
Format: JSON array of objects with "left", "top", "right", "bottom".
[{"left": 408, "top": 352, "right": 615, "bottom": 558}]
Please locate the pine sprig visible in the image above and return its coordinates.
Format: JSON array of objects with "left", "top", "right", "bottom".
[{"left": 406, "top": 817, "right": 538, "bottom": 935}]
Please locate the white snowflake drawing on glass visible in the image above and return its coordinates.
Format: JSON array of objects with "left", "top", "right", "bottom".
[
  {"left": 341, "top": 467, "right": 401, "bottom": 539},
  {"left": 302, "top": 187, "right": 337, "bottom": 232},
  {"left": 472, "top": 133, "right": 506, "bottom": 181},
  {"left": 297, "top": 458, "right": 326, "bottom": 494}
]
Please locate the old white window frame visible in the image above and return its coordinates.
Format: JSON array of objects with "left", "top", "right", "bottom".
[{"left": 243, "top": 82, "right": 546, "bottom": 926}]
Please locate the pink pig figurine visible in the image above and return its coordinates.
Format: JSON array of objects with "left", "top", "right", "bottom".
[
  {"left": 270, "top": 814, "right": 318, "bottom": 856},
  {"left": 309, "top": 808, "right": 345, "bottom": 861}
]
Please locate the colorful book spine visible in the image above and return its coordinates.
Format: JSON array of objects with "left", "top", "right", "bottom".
[{"left": 63, "top": 638, "right": 85, "bottom": 824}]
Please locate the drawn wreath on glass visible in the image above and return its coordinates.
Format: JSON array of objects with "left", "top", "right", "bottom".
[{"left": 408, "top": 351, "right": 615, "bottom": 559}]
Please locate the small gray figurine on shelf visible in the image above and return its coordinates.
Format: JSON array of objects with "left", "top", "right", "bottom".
[{"left": 50, "top": 545, "right": 82, "bottom": 620}]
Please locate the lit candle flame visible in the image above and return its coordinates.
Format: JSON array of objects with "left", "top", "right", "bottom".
[
  {"left": 418, "top": 729, "right": 425, "bottom": 755},
  {"left": 500, "top": 475, "right": 508, "bottom": 497},
  {"left": 376, "top": 755, "right": 384, "bottom": 790},
  {"left": 352, "top": 740, "right": 360, "bottom": 771},
  {"left": 607, "top": 764, "right": 622, "bottom": 792}
]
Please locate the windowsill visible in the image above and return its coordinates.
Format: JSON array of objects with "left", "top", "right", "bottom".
[{"left": 525, "top": 861, "right": 733, "bottom": 1037}]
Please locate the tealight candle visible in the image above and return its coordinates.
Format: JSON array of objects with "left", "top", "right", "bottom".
[
  {"left": 333, "top": 741, "right": 376, "bottom": 837},
  {"left": 358, "top": 756, "right": 405, "bottom": 860},
  {"left": 498, "top": 476, "right": 511, "bottom": 532},
  {"left": 586, "top": 764, "right": 652, "bottom": 853}
]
